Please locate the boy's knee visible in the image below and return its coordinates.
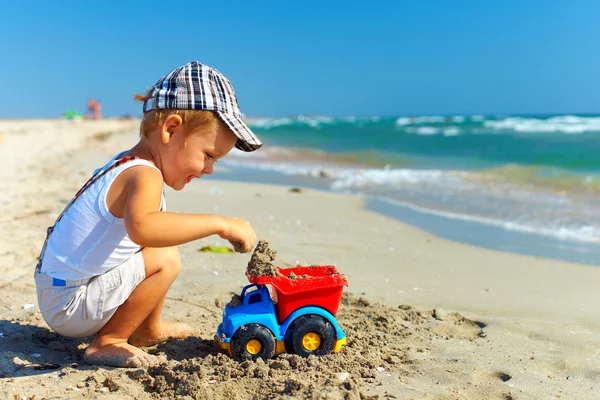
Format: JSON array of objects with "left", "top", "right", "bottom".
[
  {"left": 166, "top": 248, "right": 182, "bottom": 276},
  {"left": 142, "top": 247, "right": 182, "bottom": 278},
  {"left": 158, "top": 247, "right": 182, "bottom": 277}
]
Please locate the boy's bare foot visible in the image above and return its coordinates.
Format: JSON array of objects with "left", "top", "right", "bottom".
[
  {"left": 128, "top": 321, "right": 198, "bottom": 347},
  {"left": 84, "top": 342, "right": 163, "bottom": 368}
]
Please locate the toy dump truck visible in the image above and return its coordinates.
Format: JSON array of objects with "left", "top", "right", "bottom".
[{"left": 215, "top": 265, "right": 348, "bottom": 361}]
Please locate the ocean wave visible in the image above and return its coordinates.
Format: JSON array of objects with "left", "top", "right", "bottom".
[
  {"left": 330, "top": 167, "right": 600, "bottom": 244},
  {"left": 405, "top": 126, "right": 440, "bottom": 135},
  {"left": 221, "top": 155, "right": 600, "bottom": 244},
  {"left": 395, "top": 116, "right": 446, "bottom": 125},
  {"left": 469, "top": 164, "right": 600, "bottom": 193},
  {"left": 246, "top": 117, "right": 296, "bottom": 129},
  {"left": 246, "top": 114, "right": 600, "bottom": 136},
  {"left": 330, "top": 167, "right": 453, "bottom": 189},
  {"left": 228, "top": 148, "right": 600, "bottom": 193},
  {"left": 230, "top": 145, "right": 410, "bottom": 168},
  {"left": 483, "top": 115, "right": 600, "bottom": 134},
  {"left": 375, "top": 197, "right": 600, "bottom": 243},
  {"left": 443, "top": 127, "right": 461, "bottom": 136},
  {"left": 403, "top": 126, "right": 462, "bottom": 136},
  {"left": 397, "top": 115, "right": 470, "bottom": 125},
  {"left": 222, "top": 158, "right": 348, "bottom": 178},
  {"left": 247, "top": 115, "right": 380, "bottom": 130},
  {"left": 224, "top": 155, "right": 454, "bottom": 185}
]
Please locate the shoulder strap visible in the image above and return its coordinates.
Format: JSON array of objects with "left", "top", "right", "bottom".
[
  {"left": 34, "top": 155, "right": 139, "bottom": 276},
  {"left": 55, "top": 156, "right": 140, "bottom": 227}
]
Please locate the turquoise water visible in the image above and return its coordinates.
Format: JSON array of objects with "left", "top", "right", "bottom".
[
  {"left": 222, "top": 114, "right": 600, "bottom": 247},
  {"left": 249, "top": 115, "right": 600, "bottom": 171}
]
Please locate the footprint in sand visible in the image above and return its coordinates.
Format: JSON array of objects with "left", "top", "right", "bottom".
[{"left": 432, "top": 308, "right": 486, "bottom": 340}]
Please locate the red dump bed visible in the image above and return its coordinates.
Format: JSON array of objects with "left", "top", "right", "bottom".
[{"left": 247, "top": 265, "right": 348, "bottom": 323}]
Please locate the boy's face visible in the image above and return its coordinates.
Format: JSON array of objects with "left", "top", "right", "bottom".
[{"left": 161, "top": 121, "right": 237, "bottom": 191}]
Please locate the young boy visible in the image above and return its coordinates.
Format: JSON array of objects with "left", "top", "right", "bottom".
[{"left": 34, "top": 61, "right": 262, "bottom": 368}]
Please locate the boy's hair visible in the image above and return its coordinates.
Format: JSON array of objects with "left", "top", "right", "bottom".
[{"left": 134, "top": 90, "right": 224, "bottom": 138}]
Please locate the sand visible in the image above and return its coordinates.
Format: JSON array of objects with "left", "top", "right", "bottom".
[
  {"left": 246, "top": 240, "right": 280, "bottom": 278},
  {"left": 1, "top": 119, "right": 600, "bottom": 399}
]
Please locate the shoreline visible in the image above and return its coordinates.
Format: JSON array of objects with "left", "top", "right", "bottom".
[
  {"left": 1, "top": 119, "right": 599, "bottom": 399},
  {"left": 203, "top": 163, "right": 600, "bottom": 266}
]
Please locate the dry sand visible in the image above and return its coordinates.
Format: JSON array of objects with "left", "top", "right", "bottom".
[{"left": 1, "top": 119, "right": 600, "bottom": 399}]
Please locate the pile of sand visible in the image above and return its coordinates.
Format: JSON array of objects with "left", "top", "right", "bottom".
[{"left": 246, "top": 240, "right": 280, "bottom": 278}]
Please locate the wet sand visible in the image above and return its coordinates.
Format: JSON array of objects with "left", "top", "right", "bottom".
[{"left": 1, "top": 119, "right": 600, "bottom": 399}]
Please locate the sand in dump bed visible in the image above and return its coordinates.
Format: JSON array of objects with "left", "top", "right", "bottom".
[{"left": 246, "top": 240, "right": 280, "bottom": 278}]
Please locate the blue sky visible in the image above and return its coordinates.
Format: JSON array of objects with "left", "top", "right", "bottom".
[{"left": 1, "top": 1, "right": 598, "bottom": 118}]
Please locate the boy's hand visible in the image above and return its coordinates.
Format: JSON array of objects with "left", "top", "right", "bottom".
[
  {"left": 220, "top": 217, "right": 257, "bottom": 253},
  {"left": 229, "top": 241, "right": 246, "bottom": 253}
]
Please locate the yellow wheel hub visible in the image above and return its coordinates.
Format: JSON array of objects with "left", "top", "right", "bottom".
[
  {"left": 246, "top": 339, "right": 262, "bottom": 355},
  {"left": 302, "top": 332, "right": 321, "bottom": 351}
]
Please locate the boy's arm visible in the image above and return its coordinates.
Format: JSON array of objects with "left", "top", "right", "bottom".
[{"left": 123, "top": 166, "right": 255, "bottom": 250}]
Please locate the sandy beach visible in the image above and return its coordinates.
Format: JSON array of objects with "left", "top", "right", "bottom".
[{"left": 1, "top": 119, "right": 600, "bottom": 399}]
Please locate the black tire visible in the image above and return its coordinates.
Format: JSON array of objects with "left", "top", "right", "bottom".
[
  {"left": 284, "top": 315, "right": 336, "bottom": 357},
  {"left": 231, "top": 324, "right": 276, "bottom": 361}
]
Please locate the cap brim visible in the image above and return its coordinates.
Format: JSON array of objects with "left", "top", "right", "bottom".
[{"left": 217, "top": 112, "right": 262, "bottom": 152}]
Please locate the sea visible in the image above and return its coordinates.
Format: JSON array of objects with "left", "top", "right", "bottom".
[{"left": 206, "top": 114, "right": 600, "bottom": 266}]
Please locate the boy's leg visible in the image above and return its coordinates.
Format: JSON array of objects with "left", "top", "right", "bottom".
[
  {"left": 128, "top": 294, "right": 196, "bottom": 347},
  {"left": 128, "top": 289, "right": 196, "bottom": 346},
  {"left": 130, "top": 246, "right": 197, "bottom": 346},
  {"left": 84, "top": 246, "right": 192, "bottom": 367}
]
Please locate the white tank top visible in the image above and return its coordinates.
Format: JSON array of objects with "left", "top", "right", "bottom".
[{"left": 40, "top": 154, "right": 166, "bottom": 280}]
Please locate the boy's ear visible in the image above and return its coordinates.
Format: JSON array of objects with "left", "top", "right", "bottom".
[{"left": 161, "top": 114, "right": 183, "bottom": 144}]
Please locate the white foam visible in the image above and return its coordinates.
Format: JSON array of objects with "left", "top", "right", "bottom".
[
  {"left": 375, "top": 197, "right": 600, "bottom": 244},
  {"left": 395, "top": 117, "right": 412, "bottom": 126},
  {"left": 245, "top": 114, "right": 600, "bottom": 136},
  {"left": 330, "top": 168, "right": 452, "bottom": 190},
  {"left": 246, "top": 115, "right": 385, "bottom": 130},
  {"left": 221, "top": 157, "right": 600, "bottom": 244},
  {"left": 222, "top": 158, "right": 347, "bottom": 177},
  {"left": 483, "top": 116, "right": 600, "bottom": 134},
  {"left": 443, "top": 127, "right": 461, "bottom": 136},
  {"left": 395, "top": 116, "right": 448, "bottom": 125},
  {"left": 223, "top": 158, "right": 458, "bottom": 189},
  {"left": 402, "top": 125, "right": 461, "bottom": 136},
  {"left": 246, "top": 115, "right": 336, "bottom": 129},
  {"left": 405, "top": 127, "right": 439, "bottom": 135},
  {"left": 415, "top": 116, "right": 446, "bottom": 123},
  {"left": 297, "top": 115, "right": 335, "bottom": 128},
  {"left": 246, "top": 117, "right": 295, "bottom": 129},
  {"left": 245, "top": 115, "right": 600, "bottom": 135}
]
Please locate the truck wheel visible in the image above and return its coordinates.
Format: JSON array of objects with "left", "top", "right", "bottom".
[
  {"left": 285, "top": 315, "right": 336, "bottom": 357},
  {"left": 231, "top": 324, "right": 276, "bottom": 361}
]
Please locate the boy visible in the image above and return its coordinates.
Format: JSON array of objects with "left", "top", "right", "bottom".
[{"left": 34, "top": 61, "right": 262, "bottom": 368}]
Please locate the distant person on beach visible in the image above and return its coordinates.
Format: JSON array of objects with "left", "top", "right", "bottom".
[
  {"left": 87, "top": 98, "right": 102, "bottom": 120},
  {"left": 34, "top": 61, "right": 262, "bottom": 367}
]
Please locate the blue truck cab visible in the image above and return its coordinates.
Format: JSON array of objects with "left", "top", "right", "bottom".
[{"left": 215, "top": 283, "right": 346, "bottom": 361}]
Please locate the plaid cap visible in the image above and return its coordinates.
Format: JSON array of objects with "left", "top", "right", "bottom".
[{"left": 143, "top": 61, "right": 262, "bottom": 152}]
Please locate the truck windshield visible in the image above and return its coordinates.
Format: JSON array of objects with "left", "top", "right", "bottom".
[{"left": 247, "top": 293, "right": 262, "bottom": 305}]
